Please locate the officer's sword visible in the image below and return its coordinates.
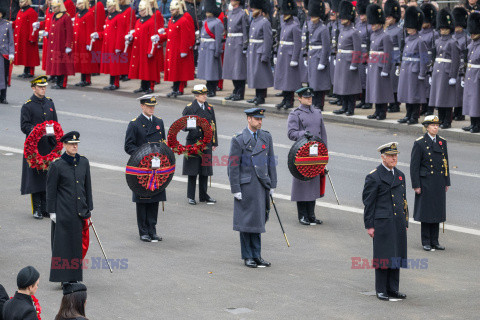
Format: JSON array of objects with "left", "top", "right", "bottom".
[
  {"left": 88, "top": 218, "right": 113, "bottom": 273},
  {"left": 270, "top": 195, "right": 290, "bottom": 247},
  {"left": 325, "top": 168, "right": 340, "bottom": 205}
]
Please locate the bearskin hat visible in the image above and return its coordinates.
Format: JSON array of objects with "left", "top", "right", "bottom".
[
  {"left": 205, "top": 0, "right": 221, "bottom": 17},
  {"left": 384, "top": 0, "right": 401, "bottom": 22},
  {"left": 249, "top": 0, "right": 264, "bottom": 10},
  {"left": 366, "top": 4, "right": 385, "bottom": 25},
  {"left": 404, "top": 6, "right": 424, "bottom": 31},
  {"left": 436, "top": 8, "right": 453, "bottom": 31},
  {"left": 339, "top": 0, "right": 355, "bottom": 22},
  {"left": 453, "top": 6, "right": 468, "bottom": 29},
  {"left": 331, "top": 0, "right": 341, "bottom": 13},
  {"left": 280, "top": 0, "right": 298, "bottom": 15},
  {"left": 356, "top": 0, "right": 369, "bottom": 15},
  {"left": 468, "top": 11, "right": 480, "bottom": 35},
  {"left": 309, "top": 0, "right": 326, "bottom": 20},
  {"left": 420, "top": 3, "right": 436, "bottom": 26}
]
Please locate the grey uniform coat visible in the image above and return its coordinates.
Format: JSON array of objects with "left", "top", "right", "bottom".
[
  {"left": 328, "top": 21, "right": 341, "bottom": 83},
  {"left": 385, "top": 23, "right": 403, "bottom": 93},
  {"left": 0, "top": 19, "right": 14, "bottom": 90},
  {"left": 410, "top": 133, "right": 450, "bottom": 223},
  {"left": 333, "top": 24, "right": 362, "bottom": 95},
  {"left": 453, "top": 31, "right": 470, "bottom": 108},
  {"left": 287, "top": 104, "right": 328, "bottom": 201},
  {"left": 419, "top": 28, "right": 438, "bottom": 97},
  {"left": 304, "top": 20, "right": 331, "bottom": 91},
  {"left": 197, "top": 17, "right": 224, "bottom": 81},
  {"left": 428, "top": 35, "right": 460, "bottom": 108},
  {"left": 462, "top": 39, "right": 480, "bottom": 117},
  {"left": 365, "top": 28, "right": 395, "bottom": 104},
  {"left": 247, "top": 15, "right": 274, "bottom": 89},
  {"left": 397, "top": 33, "right": 429, "bottom": 104},
  {"left": 223, "top": 7, "right": 249, "bottom": 80},
  {"left": 295, "top": 16, "right": 308, "bottom": 84},
  {"left": 228, "top": 128, "right": 277, "bottom": 233},
  {"left": 274, "top": 17, "right": 302, "bottom": 91},
  {"left": 357, "top": 19, "right": 369, "bottom": 90}
]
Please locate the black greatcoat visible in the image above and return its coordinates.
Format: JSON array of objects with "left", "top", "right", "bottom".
[
  {"left": 124, "top": 114, "right": 166, "bottom": 203},
  {"left": 20, "top": 94, "right": 58, "bottom": 195},
  {"left": 47, "top": 153, "right": 93, "bottom": 282},
  {"left": 363, "top": 165, "right": 408, "bottom": 268},
  {"left": 410, "top": 133, "right": 450, "bottom": 223},
  {"left": 181, "top": 100, "right": 219, "bottom": 176},
  {"left": 2, "top": 292, "right": 38, "bottom": 320},
  {"left": 0, "top": 284, "right": 10, "bottom": 320}
]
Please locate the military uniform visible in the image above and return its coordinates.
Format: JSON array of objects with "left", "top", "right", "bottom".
[
  {"left": 0, "top": 16, "right": 14, "bottom": 103},
  {"left": 228, "top": 108, "right": 277, "bottom": 268},
  {"left": 355, "top": 0, "right": 370, "bottom": 109},
  {"left": 2, "top": 292, "right": 38, "bottom": 320},
  {"left": 14, "top": 4, "right": 40, "bottom": 78},
  {"left": 363, "top": 142, "right": 408, "bottom": 301},
  {"left": 452, "top": 7, "right": 470, "bottom": 121}
]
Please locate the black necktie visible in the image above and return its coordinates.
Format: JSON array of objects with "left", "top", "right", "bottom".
[
  {"left": 253, "top": 132, "right": 257, "bottom": 141},
  {"left": 433, "top": 137, "right": 436, "bottom": 143}
]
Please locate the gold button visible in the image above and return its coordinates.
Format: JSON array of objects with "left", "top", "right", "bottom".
[
  {"left": 431, "top": 171, "right": 434, "bottom": 174},
  {"left": 76, "top": 181, "right": 79, "bottom": 183},
  {"left": 78, "top": 197, "right": 80, "bottom": 200}
]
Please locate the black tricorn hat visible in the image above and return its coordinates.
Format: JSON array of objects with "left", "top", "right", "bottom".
[
  {"left": 437, "top": 8, "right": 453, "bottom": 31},
  {"left": 453, "top": 6, "right": 468, "bottom": 29},
  {"left": 367, "top": 4, "right": 385, "bottom": 25},
  {"left": 249, "top": 0, "right": 264, "bottom": 10},
  {"left": 356, "top": 0, "right": 369, "bottom": 15},
  {"left": 280, "top": 0, "right": 298, "bottom": 15},
  {"left": 339, "top": 0, "right": 355, "bottom": 22},
  {"left": 308, "top": 0, "right": 326, "bottom": 19},
  {"left": 404, "top": 6, "right": 424, "bottom": 31},
  {"left": 468, "top": 11, "right": 480, "bottom": 34},
  {"left": 331, "top": 0, "right": 341, "bottom": 12},
  {"left": 420, "top": 3, "right": 436, "bottom": 26},
  {"left": 205, "top": 0, "right": 221, "bottom": 17},
  {"left": 384, "top": 0, "right": 401, "bottom": 22}
]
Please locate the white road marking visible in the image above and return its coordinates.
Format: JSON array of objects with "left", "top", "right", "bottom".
[{"left": 2, "top": 145, "right": 479, "bottom": 237}]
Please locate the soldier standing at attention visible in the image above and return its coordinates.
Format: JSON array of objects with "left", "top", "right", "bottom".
[{"left": 0, "top": 8, "right": 14, "bottom": 104}]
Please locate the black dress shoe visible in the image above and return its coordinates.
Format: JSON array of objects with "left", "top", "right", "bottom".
[
  {"left": 299, "top": 217, "right": 310, "bottom": 225},
  {"left": 283, "top": 103, "right": 294, "bottom": 110},
  {"left": 355, "top": 102, "right": 364, "bottom": 108},
  {"left": 0, "top": 100, "right": 8, "bottom": 104},
  {"left": 254, "top": 257, "right": 271, "bottom": 267},
  {"left": 397, "top": 117, "right": 409, "bottom": 123},
  {"left": 255, "top": 97, "right": 265, "bottom": 105},
  {"left": 150, "top": 234, "right": 163, "bottom": 242},
  {"left": 207, "top": 92, "right": 215, "bottom": 97},
  {"left": 390, "top": 105, "right": 400, "bottom": 112},
  {"left": 166, "top": 91, "right": 178, "bottom": 98},
  {"left": 246, "top": 97, "right": 257, "bottom": 103},
  {"left": 362, "top": 103, "right": 373, "bottom": 109},
  {"left": 33, "top": 211, "right": 43, "bottom": 220},
  {"left": 407, "top": 119, "right": 418, "bottom": 125},
  {"left": 454, "top": 115, "right": 465, "bottom": 121},
  {"left": 329, "top": 98, "right": 340, "bottom": 104},
  {"left": 440, "top": 123, "right": 451, "bottom": 129},
  {"left": 24, "top": 74, "right": 34, "bottom": 78},
  {"left": 140, "top": 235, "right": 152, "bottom": 242},
  {"left": 432, "top": 244, "right": 445, "bottom": 250},
  {"left": 387, "top": 291, "right": 406, "bottom": 299},
  {"left": 275, "top": 101, "right": 285, "bottom": 109},
  {"left": 376, "top": 115, "right": 386, "bottom": 120},
  {"left": 224, "top": 94, "right": 234, "bottom": 100},
  {"left": 367, "top": 114, "right": 378, "bottom": 119},
  {"left": 345, "top": 111, "right": 354, "bottom": 116},
  {"left": 333, "top": 109, "right": 346, "bottom": 114},
  {"left": 204, "top": 197, "right": 216, "bottom": 204},
  {"left": 310, "top": 218, "right": 323, "bottom": 225},
  {"left": 376, "top": 292, "right": 389, "bottom": 301},
  {"left": 42, "top": 212, "right": 50, "bottom": 218},
  {"left": 275, "top": 92, "right": 284, "bottom": 97},
  {"left": 423, "top": 245, "right": 432, "bottom": 251},
  {"left": 424, "top": 111, "right": 433, "bottom": 116},
  {"left": 144, "top": 89, "right": 153, "bottom": 94},
  {"left": 103, "top": 85, "right": 119, "bottom": 90},
  {"left": 133, "top": 87, "right": 145, "bottom": 93},
  {"left": 75, "top": 81, "right": 86, "bottom": 87},
  {"left": 231, "top": 95, "right": 244, "bottom": 101},
  {"left": 188, "top": 198, "right": 197, "bottom": 205},
  {"left": 18, "top": 73, "right": 26, "bottom": 78},
  {"left": 120, "top": 76, "right": 131, "bottom": 81},
  {"left": 470, "top": 126, "right": 480, "bottom": 133},
  {"left": 244, "top": 258, "right": 257, "bottom": 268},
  {"left": 462, "top": 124, "right": 473, "bottom": 131}
]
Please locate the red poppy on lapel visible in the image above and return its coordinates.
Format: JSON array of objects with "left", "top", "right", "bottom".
[
  {"left": 208, "top": 107, "right": 211, "bottom": 110},
  {"left": 156, "top": 125, "right": 160, "bottom": 130},
  {"left": 50, "top": 108, "right": 53, "bottom": 111},
  {"left": 399, "top": 176, "right": 403, "bottom": 181},
  {"left": 262, "top": 145, "right": 266, "bottom": 149},
  {"left": 439, "top": 141, "right": 442, "bottom": 146}
]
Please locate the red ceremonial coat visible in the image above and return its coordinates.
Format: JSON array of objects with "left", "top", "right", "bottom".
[
  {"left": 159, "top": 12, "right": 195, "bottom": 82},
  {"left": 99, "top": 12, "right": 123, "bottom": 76},
  {"left": 152, "top": 9, "right": 165, "bottom": 73},
  {"left": 128, "top": 16, "right": 160, "bottom": 82},
  {"left": 40, "top": 9, "right": 54, "bottom": 70},
  {"left": 13, "top": 6, "right": 40, "bottom": 67},
  {"left": 117, "top": 5, "right": 137, "bottom": 75},
  {"left": 45, "top": 12, "right": 75, "bottom": 76},
  {"left": 64, "top": 0, "right": 77, "bottom": 19},
  {"left": 73, "top": 9, "right": 96, "bottom": 74},
  {"left": 88, "top": 2, "right": 106, "bottom": 73}
]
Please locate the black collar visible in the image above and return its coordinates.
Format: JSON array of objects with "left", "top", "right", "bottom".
[
  {"left": 13, "top": 291, "right": 34, "bottom": 303},
  {"left": 31, "top": 94, "right": 46, "bottom": 104},
  {"left": 61, "top": 152, "right": 80, "bottom": 165}
]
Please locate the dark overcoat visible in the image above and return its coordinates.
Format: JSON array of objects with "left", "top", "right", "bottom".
[
  {"left": 2, "top": 292, "right": 38, "bottom": 320},
  {"left": 0, "top": 19, "right": 14, "bottom": 90},
  {"left": 363, "top": 165, "right": 408, "bottom": 268},
  {"left": 124, "top": 113, "right": 167, "bottom": 203},
  {"left": 418, "top": 27, "right": 438, "bottom": 97},
  {"left": 356, "top": 18, "right": 369, "bottom": 90},
  {"left": 304, "top": 20, "right": 331, "bottom": 91},
  {"left": 410, "top": 133, "right": 450, "bottom": 223},
  {"left": 47, "top": 153, "right": 93, "bottom": 282},
  {"left": 182, "top": 100, "right": 218, "bottom": 176},
  {"left": 246, "top": 15, "right": 274, "bottom": 89},
  {"left": 222, "top": 7, "right": 249, "bottom": 80},
  {"left": 197, "top": 17, "right": 224, "bottom": 81},
  {"left": 385, "top": 23, "right": 403, "bottom": 93},
  {"left": 462, "top": 38, "right": 480, "bottom": 117},
  {"left": 333, "top": 24, "right": 362, "bottom": 95},
  {"left": 20, "top": 94, "right": 58, "bottom": 195},
  {"left": 228, "top": 128, "right": 277, "bottom": 233},
  {"left": 453, "top": 30, "right": 470, "bottom": 108},
  {"left": 274, "top": 17, "right": 302, "bottom": 91}
]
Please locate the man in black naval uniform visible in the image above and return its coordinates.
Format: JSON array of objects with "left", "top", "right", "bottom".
[
  {"left": 47, "top": 131, "right": 93, "bottom": 285},
  {"left": 182, "top": 84, "right": 218, "bottom": 205},
  {"left": 20, "top": 75, "right": 58, "bottom": 220},
  {"left": 124, "top": 94, "right": 166, "bottom": 242},
  {"left": 410, "top": 115, "right": 450, "bottom": 251},
  {"left": 363, "top": 142, "right": 408, "bottom": 301}
]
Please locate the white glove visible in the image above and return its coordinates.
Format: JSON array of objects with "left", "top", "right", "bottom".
[
  {"left": 43, "top": 31, "right": 48, "bottom": 38},
  {"left": 418, "top": 75, "right": 425, "bottom": 80},
  {"left": 395, "top": 67, "right": 400, "bottom": 77},
  {"left": 269, "top": 189, "right": 274, "bottom": 196},
  {"left": 317, "top": 63, "right": 325, "bottom": 70},
  {"left": 290, "top": 61, "right": 298, "bottom": 67},
  {"left": 91, "top": 32, "right": 99, "bottom": 39},
  {"left": 273, "top": 57, "right": 277, "bottom": 65},
  {"left": 50, "top": 213, "right": 56, "bottom": 223},
  {"left": 333, "top": 59, "right": 336, "bottom": 66},
  {"left": 129, "top": 29, "right": 135, "bottom": 35},
  {"left": 147, "top": 53, "right": 153, "bottom": 58},
  {"left": 381, "top": 71, "right": 388, "bottom": 77},
  {"left": 8, "top": 54, "right": 14, "bottom": 60},
  {"left": 151, "top": 34, "right": 159, "bottom": 43},
  {"left": 195, "top": 30, "right": 200, "bottom": 36},
  {"left": 65, "top": 47, "right": 72, "bottom": 54},
  {"left": 86, "top": 45, "right": 91, "bottom": 51},
  {"left": 304, "top": 60, "right": 308, "bottom": 67},
  {"left": 448, "top": 78, "right": 457, "bottom": 85},
  {"left": 180, "top": 52, "right": 187, "bottom": 58},
  {"left": 71, "top": 17, "right": 75, "bottom": 23},
  {"left": 365, "top": 68, "right": 368, "bottom": 75},
  {"left": 125, "top": 34, "right": 133, "bottom": 41},
  {"left": 158, "top": 28, "right": 165, "bottom": 34},
  {"left": 234, "top": 192, "right": 242, "bottom": 200},
  {"left": 428, "top": 76, "right": 432, "bottom": 85},
  {"left": 115, "top": 49, "right": 121, "bottom": 54},
  {"left": 461, "top": 79, "right": 465, "bottom": 88},
  {"left": 349, "top": 65, "right": 357, "bottom": 71},
  {"left": 32, "top": 21, "right": 40, "bottom": 29}
]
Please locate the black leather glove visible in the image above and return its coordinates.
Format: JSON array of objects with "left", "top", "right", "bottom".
[
  {"left": 303, "top": 131, "right": 313, "bottom": 139},
  {"left": 78, "top": 211, "right": 91, "bottom": 220}
]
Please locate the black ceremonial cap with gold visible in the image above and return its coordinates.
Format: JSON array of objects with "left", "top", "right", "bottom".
[
  {"left": 60, "top": 131, "right": 81, "bottom": 143},
  {"left": 137, "top": 94, "right": 158, "bottom": 106},
  {"left": 30, "top": 76, "right": 48, "bottom": 87},
  {"left": 244, "top": 108, "right": 266, "bottom": 118},
  {"left": 377, "top": 142, "right": 400, "bottom": 154}
]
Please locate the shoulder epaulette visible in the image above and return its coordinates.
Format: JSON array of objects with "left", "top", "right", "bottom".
[
  {"left": 369, "top": 168, "right": 377, "bottom": 174},
  {"left": 416, "top": 136, "right": 423, "bottom": 141},
  {"left": 46, "top": 97, "right": 53, "bottom": 101},
  {"left": 438, "top": 135, "right": 446, "bottom": 141},
  {"left": 154, "top": 115, "right": 162, "bottom": 120},
  {"left": 187, "top": 102, "right": 192, "bottom": 106},
  {"left": 132, "top": 117, "right": 137, "bottom": 121},
  {"left": 25, "top": 99, "right": 32, "bottom": 104},
  {"left": 233, "top": 131, "right": 242, "bottom": 138},
  {"left": 52, "top": 157, "right": 60, "bottom": 162},
  {"left": 244, "top": 9, "right": 249, "bottom": 15}
]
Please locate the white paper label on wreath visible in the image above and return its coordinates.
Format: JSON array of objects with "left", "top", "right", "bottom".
[
  {"left": 310, "top": 144, "right": 318, "bottom": 156},
  {"left": 151, "top": 157, "right": 161, "bottom": 169},
  {"left": 187, "top": 117, "right": 197, "bottom": 129},
  {"left": 45, "top": 124, "right": 55, "bottom": 136}
]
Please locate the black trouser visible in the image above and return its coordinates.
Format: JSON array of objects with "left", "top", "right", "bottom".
[
  {"left": 255, "top": 88, "right": 267, "bottom": 99},
  {"left": 405, "top": 103, "right": 420, "bottom": 120},
  {"left": 173, "top": 81, "right": 180, "bottom": 92},
  {"left": 282, "top": 91, "right": 294, "bottom": 105},
  {"left": 374, "top": 103, "right": 387, "bottom": 117},
  {"left": 206, "top": 80, "right": 218, "bottom": 94},
  {"left": 23, "top": 66, "right": 31, "bottom": 75},
  {"left": 240, "top": 232, "right": 261, "bottom": 259},
  {"left": 31, "top": 191, "right": 46, "bottom": 214},
  {"left": 359, "top": 89, "right": 366, "bottom": 105},
  {"left": 140, "top": 80, "right": 151, "bottom": 91},
  {"left": 453, "top": 106, "right": 463, "bottom": 118},
  {"left": 375, "top": 268, "right": 400, "bottom": 294},
  {"left": 232, "top": 80, "right": 246, "bottom": 98},
  {"left": 296, "top": 201, "right": 316, "bottom": 221},
  {"left": 136, "top": 202, "right": 159, "bottom": 237},
  {"left": 421, "top": 222, "right": 440, "bottom": 246},
  {"left": 341, "top": 95, "right": 355, "bottom": 113},
  {"left": 438, "top": 108, "right": 453, "bottom": 125},
  {"left": 420, "top": 99, "right": 434, "bottom": 114},
  {"left": 187, "top": 175, "right": 208, "bottom": 201},
  {"left": 313, "top": 91, "right": 325, "bottom": 110},
  {"left": 0, "top": 57, "right": 9, "bottom": 101}
]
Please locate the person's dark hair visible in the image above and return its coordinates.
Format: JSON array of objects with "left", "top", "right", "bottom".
[{"left": 54, "top": 291, "right": 88, "bottom": 320}]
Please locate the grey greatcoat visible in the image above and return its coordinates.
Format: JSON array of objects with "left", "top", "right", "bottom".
[
  {"left": 365, "top": 28, "right": 394, "bottom": 104},
  {"left": 328, "top": 21, "right": 341, "bottom": 83},
  {"left": 247, "top": 15, "right": 274, "bottom": 89},
  {"left": 228, "top": 128, "right": 277, "bottom": 233},
  {"left": 274, "top": 17, "right": 302, "bottom": 91},
  {"left": 356, "top": 18, "right": 369, "bottom": 90},
  {"left": 287, "top": 104, "right": 328, "bottom": 201},
  {"left": 462, "top": 38, "right": 480, "bottom": 117},
  {"left": 333, "top": 23, "right": 362, "bottom": 95},
  {"left": 0, "top": 19, "right": 14, "bottom": 90},
  {"left": 428, "top": 34, "right": 460, "bottom": 108},
  {"left": 197, "top": 17, "right": 224, "bottom": 81},
  {"left": 222, "top": 7, "right": 249, "bottom": 80},
  {"left": 454, "top": 31, "right": 471, "bottom": 108},
  {"left": 419, "top": 28, "right": 438, "bottom": 97},
  {"left": 296, "top": 16, "right": 308, "bottom": 84},
  {"left": 304, "top": 20, "right": 331, "bottom": 91},
  {"left": 397, "top": 33, "right": 429, "bottom": 104},
  {"left": 385, "top": 23, "right": 403, "bottom": 93}
]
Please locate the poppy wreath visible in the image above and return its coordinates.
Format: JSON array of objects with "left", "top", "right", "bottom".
[
  {"left": 23, "top": 121, "right": 64, "bottom": 171},
  {"left": 167, "top": 115, "right": 213, "bottom": 156},
  {"left": 287, "top": 136, "right": 329, "bottom": 181},
  {"left": 32, "top": 295, "right": 42, "bottom": 320}
]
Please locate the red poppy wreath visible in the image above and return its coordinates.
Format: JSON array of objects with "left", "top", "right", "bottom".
[
  {"left": 167, "top": 116, "right": 213, "bottom": 156},
  {"left": 23, "top": 121, "right": 64, "bottom": 171}
]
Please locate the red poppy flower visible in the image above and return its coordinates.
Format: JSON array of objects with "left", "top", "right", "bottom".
[
  {"left": 439, "top": 141, "right": 442, "bottom": 146},
  {"left": 208, "top": 107, "right": 211, "bottom": 110},
  {"left": 262, "top": 145, "right": 266, "bottom": 149},
  {"left": 50, "top": 108, "right": 53, "bottom": 111},
  {"left": 399, "top": 176, "right": 403, "bottom": 181},
  {"left": 156, "top": 125, "right": 160, "bottom": 130}
]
